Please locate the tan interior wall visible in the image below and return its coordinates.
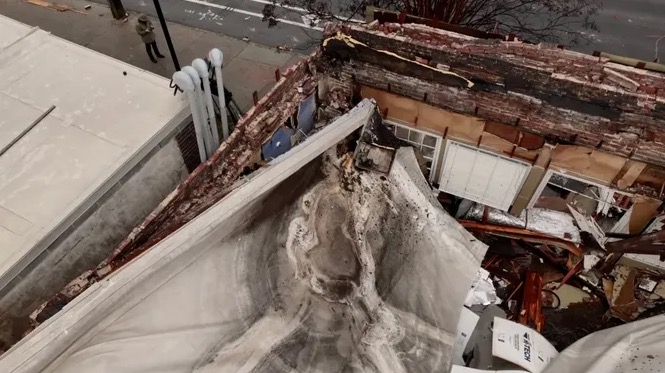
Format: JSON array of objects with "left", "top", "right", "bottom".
[
  {"left": 628, "top": 197, "right": 662, "bottom": 234},
  {"left": 360, "top": 85, "right": 665, "bottom": 204},
  {"left": 548, "top": 145, "right": 627, "bottom": 186},
  {"left": 635, "top": 164, "right": 665, "bottom": 192},
  {"left": 361, "top": 86, "right": 540, "bottom": 162}
]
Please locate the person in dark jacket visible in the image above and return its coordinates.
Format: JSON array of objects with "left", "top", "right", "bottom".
[{"left": 135, "top": 14, "right": 165, "bottom": 63}]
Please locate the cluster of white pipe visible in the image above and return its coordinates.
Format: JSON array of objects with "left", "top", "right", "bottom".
[{"left": 172, "top": 48, "right": 229, "bottom": 162}]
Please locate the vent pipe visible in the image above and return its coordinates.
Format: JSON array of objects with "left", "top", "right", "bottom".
[
  {"left": 172, "top": 71, "right": 207, "bottom": 162},
  {"left": 192, "top": 58, "right": 220, "bottom": 149},
  {"left": 209, "top": 48, "right": 229, "bottom": 140},
  {"left": 182, "top": 66, "right": 214, "bottom": 157}
]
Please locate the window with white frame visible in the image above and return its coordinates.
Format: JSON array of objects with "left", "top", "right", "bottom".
[
  {"left": 528, "top": 170, "right": 635, "bottom": 232},
  {"left": 386, "top": 121, "right": 442, "bottom": 182}
]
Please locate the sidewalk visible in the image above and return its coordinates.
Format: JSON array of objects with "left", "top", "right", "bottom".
[{"left": 0, "top": 0, "right": 302, "bottom": 111}]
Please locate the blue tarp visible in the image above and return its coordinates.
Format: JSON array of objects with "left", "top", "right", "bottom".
[
  {"left": 297, "top": 93, "right": 316, "bottom": 135},
  {"left": 262, "top": 127, "right": 294, "bottom": 160}
]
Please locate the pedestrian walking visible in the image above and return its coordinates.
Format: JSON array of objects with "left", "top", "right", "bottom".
[{"left": 135, "top": 14, "right": 165, "bottom": 63}]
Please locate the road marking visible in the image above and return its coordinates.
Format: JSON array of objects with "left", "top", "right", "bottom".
[
  {"left": 245, "top": 0, "right": 364, "bottom": 23},
  {"left": 244, "top": 0, "right": 309, "bottom": 14},
  {"left": 184, "top": 0, "right": 324, "bottom": 31}
]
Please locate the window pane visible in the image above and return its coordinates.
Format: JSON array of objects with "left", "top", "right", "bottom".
[
  {"left": 409, "top": 130, "right": 424, "bottom": 143},
  {"left": 422, "top": 147, "right": 434, "bottom": 158},
  {"left": 424, "top": 135, "right": 437, "bottom": 147},
  {"left": 395, "top": 127, "right": 409, "bottom": 139}
]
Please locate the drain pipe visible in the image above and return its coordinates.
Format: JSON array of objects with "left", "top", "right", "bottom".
[
  {"left": 209, "top": 48, "right": 229, "bottom": 140},
  {"left": 173, "top": 71, "right": 207, "bottom": 163},
  {"left": 192, "top": 58, "right": 220, "bottom": 149},
  {"left": 182, "top": 66, "right": 214, "bottom": 157}
]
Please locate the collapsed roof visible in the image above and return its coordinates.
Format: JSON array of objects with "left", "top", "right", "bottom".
[{"left": 4, "top": 19, "right": 665, "bottom": 373}]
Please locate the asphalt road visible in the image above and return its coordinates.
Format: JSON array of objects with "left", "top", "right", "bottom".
[
  {"left": 577, "top": 0, "right": 665, "bottom": 61},
  {"left": 114, "top": 0, "right": 665, "bottom": 61},
  {"left": 113, "top": 0, "right": 325, "bottom": 53}
]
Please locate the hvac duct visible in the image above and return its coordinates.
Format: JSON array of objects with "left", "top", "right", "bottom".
[
  {"left": 209, "top": 48, "right": 229, "bottom": 140},
  {"left": 172, "top": 71, "right": 207, "bottom": 163},
  {"left": 182, "top": 66, "right": 214, "bottom": 157},
  {"left": 192, "top": 58, "right": 220, "bottom": 149}
]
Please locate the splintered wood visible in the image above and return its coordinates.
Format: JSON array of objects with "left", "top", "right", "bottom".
[{"left": 520, "top": 271, "right": 544, "bottom": 332}]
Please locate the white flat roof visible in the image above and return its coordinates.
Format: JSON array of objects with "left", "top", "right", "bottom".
[{"left": 0, "top": 15, "right": 189, "bottom": 288}]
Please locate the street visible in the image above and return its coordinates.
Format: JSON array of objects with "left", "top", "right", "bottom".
[
  {"left": 578, "top": 0, "right": 665, "bottom": 61},
  {"left": 108, "top": 0, "right": 326, "bottom": 52},
  {"left": 110, "top": 0, "right": 665, "bottom": 61}
]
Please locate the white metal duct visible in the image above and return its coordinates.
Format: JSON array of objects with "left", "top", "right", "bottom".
[{"left": 438, "top": 140, "right": 530, "bottom": 211}]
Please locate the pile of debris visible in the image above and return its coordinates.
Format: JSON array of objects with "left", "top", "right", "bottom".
[
  {"left": 448, "top": 198, "right": 665, "bottom": 372},
  {"left": 347, "top": 112, "right": 665, "bottom": 372}
]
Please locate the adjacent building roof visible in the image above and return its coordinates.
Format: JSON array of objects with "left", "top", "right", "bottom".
[{"left": 0, "top": 16, "right": 189, "bottom": 291}]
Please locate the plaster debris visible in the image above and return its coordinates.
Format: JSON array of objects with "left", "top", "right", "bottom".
[{"left": 465, "top": 268, "right": 501, "bottom": 307}]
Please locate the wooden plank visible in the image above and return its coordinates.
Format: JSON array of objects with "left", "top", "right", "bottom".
[
  {"left": 615, "top": 160, "right": 648, "bottom": 190},
  {"left": 458, "top": 220, "right": 583, "bottom": 256},
  {"left": 534, "top": 144, "right": 553, "bottom": 168},
  {"left": 589, "top": 151, "right": 628, "bottom": 184},
  {"left": 519, "top": 271, "right": 544, "bottom": 332},
  {"left": 606, "top": 229, "right": 665, "bottom": 255},
  {"left": 635, "top": 164, "right": 665, "bottom": 190}
]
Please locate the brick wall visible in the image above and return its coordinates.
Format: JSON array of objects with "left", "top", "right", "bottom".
[
  {"left": 104, "top": 58, "right": 317, "bottom": 269},
  {"left": 28, "top": 55, "right": 320, "bottom": 330},
  {"left": 322, "top": 24, "right": 665, "bottom": 168}
]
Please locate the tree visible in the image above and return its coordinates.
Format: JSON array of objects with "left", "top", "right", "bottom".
[{"left": 264, "top": 0, "right": 601, "bottom": 45}]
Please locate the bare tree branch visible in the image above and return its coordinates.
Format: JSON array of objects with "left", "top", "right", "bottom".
[{"left": 261, "top": 0, "right": 601, "bottom": 46}]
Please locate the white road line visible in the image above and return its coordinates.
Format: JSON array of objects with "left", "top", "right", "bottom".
[
  {"left": 245, "top": 0, "right": 364, "bottom": 23},
  {"left": 245, "top": 0, "right": 309, "bottom": 15},
  {"left": 184, "top": 0, "right": 324, "bottom": 31}
]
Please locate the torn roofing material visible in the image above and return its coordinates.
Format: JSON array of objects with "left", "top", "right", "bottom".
[{"left": 0, "top": 115, "right": 487, "bottom": 372}]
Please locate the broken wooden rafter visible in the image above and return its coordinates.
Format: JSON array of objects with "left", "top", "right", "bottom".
[
  {"left": 459, "top": 220, "right": 583, "bottom": 256},
  {"left": 519, "top": 270, "right": 544, "bottom": 332},
  {"left": 605, "top": 228, "right": 665, "bottom": 260},
  {"left": 557, "top": 259, "right": 583, "bottom": 290}
]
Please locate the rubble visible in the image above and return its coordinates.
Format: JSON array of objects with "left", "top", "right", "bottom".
[
  {"left": 464, "top": 268, "right": 501, "bottom": 307},
  {"left": 450, "top": 177, "right": 665, "bottom": 370},
  {"left": 462, "top": 204, "right": 581, "bottom": 244}
]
